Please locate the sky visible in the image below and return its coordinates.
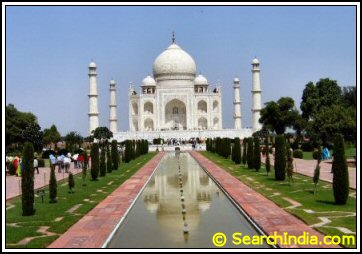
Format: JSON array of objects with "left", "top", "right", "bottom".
[{"left": 5, "top": 5, "right": 357, "bottom": 136}]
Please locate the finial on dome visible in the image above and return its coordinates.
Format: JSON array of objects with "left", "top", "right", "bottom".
[{"left": 172, "top": 31, "right": 176, "bottom": 43}]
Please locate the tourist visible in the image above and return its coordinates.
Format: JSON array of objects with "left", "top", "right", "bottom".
[
  {"left": 63, "top": 156, "right": 71, "bottom": 173},
  {"left": 33, "top": 157, "right": 39, "bottom": 174}
]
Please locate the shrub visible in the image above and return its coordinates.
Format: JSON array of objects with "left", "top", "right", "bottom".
[
  {"left": 124, "top": 140, "right": 133, "bottom": 163},
  {"left": 312, "top": 150, "right": 321, "bottom": 160},
  {"left": 247, "top": 138, "right": 254, "bottom": 169},
  {"left": 37, "top": 159, "right": 45, "bottom": 167},
  {"left": 233, "top": 137, "right": 241, "bottom": 164},
  {"left": 68, "top": 172, "right": 75, "bottom": 193},
  {"left": 82, "top": 152, "right": 88, "bottom": 186},
  {"left": 301, "top": 142, "right": 314, "bottom": 152},
  {"left": 9, "top": 161, "right": 16, "bottom": 175},
  {"left": 332, "top": 134, "right": 349, "bottom": 204},
  {"left": 265, "top": 136, "right": 271, "bottom": 176},
  {"left": 49, "top": 164, "right": 58, "bottom": 203},
  {"left": 274, "top": 135, "right": 286, "bottom": 181},
  {"left": 111, "top": 140, "right": 119, "bottom": 170},
  {"left": 290, "top": 140, "right": 300, "bottom": 150},
  {"left": 21, "top": 142, "right": 35, "bottom": 216},
  {"left": 253, "top": 137, "right": 261, "bottom": 171},
  {"left": 107, "top": 145, "right": 112, "bottom": 173},
  {"left": 100, "top": 146, "right": 106, "bottom": 177},
  {"left": 90, "top": 143, "right": 99, "bottom": 181},
  {"left": 293, "top": 149, "right": 304, "bottom": 159},
  {"left": 242, "top": 139, "right": 247, "bottom": 165},
  {"left": 286, "top": 145, "right": 294, "bottom": 183},
  {"left": 42, "top": 149, "right": 56, "bottom": 159}
]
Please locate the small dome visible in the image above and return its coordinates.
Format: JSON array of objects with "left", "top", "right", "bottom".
[
  {"left": 252, "top": 58, "right": 260, "bottom": 64},
  {"left": 194, "top": 74, "right": 208, "bottom": 86},
  {"left": 110, "top": 79, "right": 116, "bottom": 85},
  {"left": 233, "top": 77, "right": 240, "bottom": 83},
  {"left": 141, "top": 75, "right": 156, "bottom": 86},
  {"left": 153, "top": 43, "right": 196, "bottom": 80},
  {"left": 89, "top": 61, "right": 97, "bottom": 68}
]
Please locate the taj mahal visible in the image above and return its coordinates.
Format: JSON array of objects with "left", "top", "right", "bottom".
[{"left": 88, "top": 34, "right": 262, "bottom": 142}]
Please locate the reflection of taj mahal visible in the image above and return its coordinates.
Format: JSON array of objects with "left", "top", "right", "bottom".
[{"left": 87, "top": 34, "right": 263, "bottom": 141}]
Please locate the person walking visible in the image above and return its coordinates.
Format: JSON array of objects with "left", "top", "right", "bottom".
[{"left": 33, "top": 157, "right": 39, "bottom": 174}]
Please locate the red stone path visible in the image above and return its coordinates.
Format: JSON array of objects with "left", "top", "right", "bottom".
[
  {"left": 48, "top": 152, "right": 165, "bottom": 248},
  {"left": 6, "top": 164, "right": 86, "bottom": 200},
  {"left": 261, "top": 156, "right": 356, "bottom": 189},
  {"left": 190, "top": 151, "right": 338, "bottom": 248}
]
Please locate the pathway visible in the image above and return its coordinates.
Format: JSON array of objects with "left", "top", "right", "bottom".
[
  {"left": 48, "top": 152, "right": 165, "bottom": 248},
  {"left": 261, "top": 156, "right": 356, "bottom": 189},
  {"left": 191, "top": 151, "right": 338, "bottom": 248}
]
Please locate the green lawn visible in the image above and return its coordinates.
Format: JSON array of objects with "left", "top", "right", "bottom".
[
  {"left": 6, "top": 152, "right": 157, "bottom": 248},
  {"left": 201, "top": 151, "right": 356, "bottom": 248},
  {"left": 303, "top": 147, "right": 356, "bottom": 160}
]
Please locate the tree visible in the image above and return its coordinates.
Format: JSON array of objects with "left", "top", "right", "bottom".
[
  {"left": 313, "top": 146, "right": 322, "bottom": 195},
  {"left": 300, "top": 78, "right": 342, "bottom": 120},
  {"left": 332, "top": 134, "right": 349, "bottom": 205},
  {"left": 107, "top": 145, "right": 112, "bottom": 173},
  {"left": 100, "top": 146, "right": 106, "bottom": 177},
  {"left": 265, "top": 136, "right": 271, "bottom": 176},
  {"left": 259, "top": 97, "right": 301, "bottom": 135},
  {"left": 82, "top": 152, "right": 88, "bottom": 186},
  {"left": 246, "top": 138, "right": 254, "bottom": 169},
  {"left": 92, "top": 127, "right": 113, "bottom": 148},
  {"left": 274, "top": 135, "right": 286, "bottom": 181},
  {"left": 68, "top": 173, "right": 75, "bottom": 193},
  {"left": 21, "top": 142, "right": 35, "bottom": 216},
  {"left": 21, "top": 123, "right": 43, "bottom": 152},
  {"left": 111, "top": 140, "right": 119, "bottom": 170},
  {"left": 253, "top": 137, "right": 261, "bottom": 171},
  {"left": 286, "top": 144, "right": 294, "bottom": 184},
  {"left": 43, "top": 124, "right": 61, "bottom": 148},
  {"left": 49, "top": 163, "right": 58, "bottom": 203},
  {"left": 242, "top": 139, "right": 247, "bottom": 165},
  {"left": 124, "top": 140, "right": 133, "bottom": 163},
  {"left": 6, "top": 104, "right": 38, "bottom": 147},
  {"left": 233, "top": 137, "right": 241, "bottom": 164},
  {"left": 64, "top": 131, "right": 83, "bottom": 153},
  {"left": 90, "top": 143, "right": 100, "bottom": 181},
  {"left": 341, "top": 86, "right": 356, "bottom": 108}
]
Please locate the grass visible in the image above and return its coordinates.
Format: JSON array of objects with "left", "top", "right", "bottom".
[
  {"left": 302, "top": 147, "right": 356, "bottom": 160},
  {"left": 6, "top": 152, "right": 157, "bottom": 248},
  {"left": 201, "top": 151, "right": 356, "bottom": 248}
]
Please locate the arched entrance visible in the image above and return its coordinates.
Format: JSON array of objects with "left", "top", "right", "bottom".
[{"left": 165, "top": 99, "right": 187, "bottom": 130}]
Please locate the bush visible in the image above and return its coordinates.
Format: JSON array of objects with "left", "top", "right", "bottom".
[
  {"left": 313, "top": 150, "right": 321, "bottom": 160},
  {"left": 37, "top": 159, "right": 45, "bottom": 167},
  {"left": 293, "top": 149, "right": 304, "bottom": 159},
  {"left": 124, "top": 140, "right": 133, "bottom": 163},
  {"left": 332, "top": 134, "right": 349, "bottom": 204},
  {"left": 265, "top": 136, "right": 271, "bottom": 176},
  {"left": 49, "top": 164, "right": 57, "bottom": 203},
  {"left": 242, "top": 139, "right": 247, "bottom": 165},
  {"left": 301, "top": 142, "right": 314, "bottom": 152},
  {"left": 153, "top": 138, "right": 163, "bottom": 145},
  {"left": 9, "top": 161, "right": 16, "bottom": 175},
  {"left": 290, "top": 140, "right": 300, "bottom": 150},
  {"left": 68, "top": 172, "right": 75, "bottom": 193},
  {"left": 90, "top": 143, "right": 99, "bottom": 181},
  {"left": 233, "top": 137, "right": 241, "bottom": 164},
  {"left": 21, "top": 142, "right": 35, "bottom": 216},
  {"left": 100, "top": 146, "right": 106, "bottom": 177},
  {"left": 274, "top": 135, "right": 286, "bottom": 181},
  {"left": 42, "top": 149, "right": 55, "bottom": 159},
  {"left": 107, "top": 145, "right": 112, "bottom": 173},
  {"left": 111, "top": 140, "right": 119, "bottom": 170},
  {"left": 253, "top": 137, "right": 261, "bottom": 171},
  {"left": 247, "top": 138, "right": 254, "bottom": 169}
]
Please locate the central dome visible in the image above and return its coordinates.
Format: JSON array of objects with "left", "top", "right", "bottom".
[{"left": 153, "top": 43, "right": 196, "bottom": 80}]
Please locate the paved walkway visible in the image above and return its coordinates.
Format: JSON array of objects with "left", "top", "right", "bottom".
[
  {"left": 261, "top": 156, "right": 356, "bottom": 189},
  {"left": 48, "top": 152, "right": 165, "bottom": 248},
  {"left": 191, "top": 151, "right": 338, "bottom": 248},
  {"left": 6, "top": 164, "right": 86, "bottom": 200}
]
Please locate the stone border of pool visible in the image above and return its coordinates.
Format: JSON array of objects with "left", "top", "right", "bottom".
[
  {"left": 48, "top": 152, "right": 165, "bottom": 248},
  {"left": 190, "top": 151, "right": 338, "bottom": 249}
]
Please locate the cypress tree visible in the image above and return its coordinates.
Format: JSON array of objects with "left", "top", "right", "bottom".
[
  {"left": 21, "top": 142, "right": 35, "bottom": 216},
  {"left": 100, "top": 146, "right": 106, "bottom": 177},
  {"left": 313, "top": 146, "right": 322, "bottom": 195},
  {"left": 91, "top": 143, "right": 99, "bottom": 181},
  {"left": 332, "top": 134, "right": 349, "bottom": 204},
  {"left": 125, "top": 140, "right": 133, "bottom": 163},
  {"left": 253, "top": 137, "right": 261, "bottom": 171},
  {"left": 242, "top": 139, "right": 247, "bottom": 165},
  {"left": 68, "top": 172, "right": 75, "bottom": 193},
  {"left": 82, "top": 152, "right": 88, "bottom": 186},
  {"left": 111, "top": 140, "right": 119, "bottom": 170},
  {"left": 49, "top": 163, "right": 58, "bottom": 203},
  {"left": 107, "top": 145, "right": 112, "bottom": 173},
  {"left": 234, "top": 137, "right": 241, "bottom": 164},
  {"left": 247, "top": 138, "right": 254, "bottom": 169},
  {"left": 265, "top": 136, "right": 271, "bottom": 176},
  {"left": 224, "top": 138, "right": 231, "bottom": 159},
  {"left": 286, "top": 144, "right": 294, "bottom": 184},
  {"left": 274, "top": 135, "right": 286, "bottom": 181}
]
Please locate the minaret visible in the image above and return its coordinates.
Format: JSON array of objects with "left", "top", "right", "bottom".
[
  {"left": 251, "top": 57, "right": 262, "bottom": 132},
  {"left": 109, "top": 79, "right": 118, "bottom": 133},
  {"left": 233, "top": 77, "right": 242, "bottom": 130},
  {"left": 88, "top": 61, "right": 99, "bottom": 134}
]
